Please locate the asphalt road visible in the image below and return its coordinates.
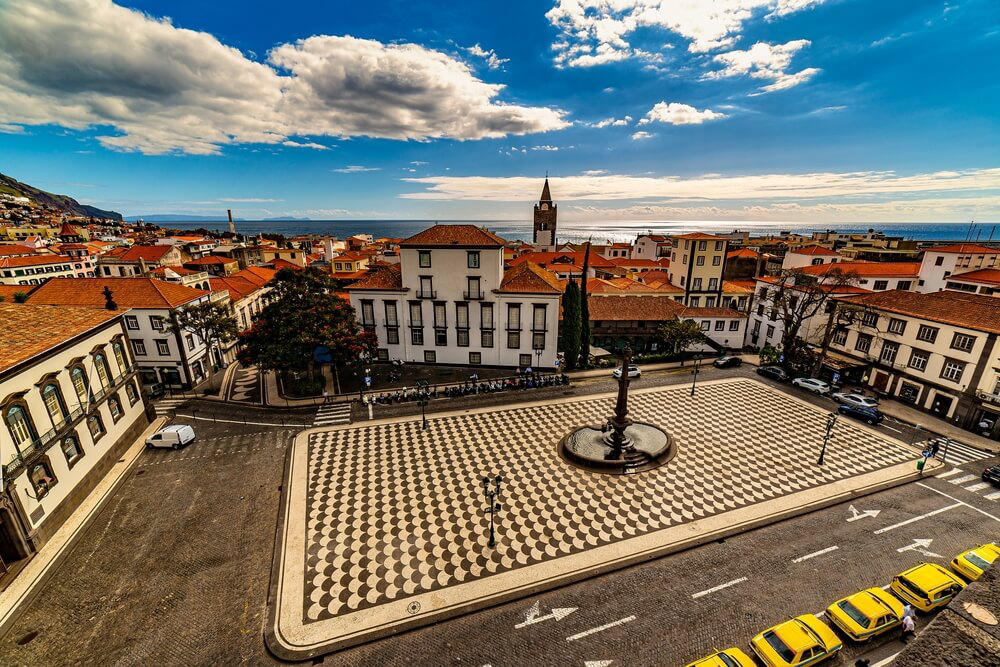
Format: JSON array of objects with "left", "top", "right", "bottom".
[{"left": 1, "top": 369, "right": 996, "bottom": 666}]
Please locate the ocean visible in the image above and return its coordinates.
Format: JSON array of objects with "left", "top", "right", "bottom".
[{"left": 151, "top": 219, "right": 997, "bottom": 244}]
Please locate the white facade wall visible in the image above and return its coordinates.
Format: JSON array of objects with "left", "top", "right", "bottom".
[
  {"left": 682, "top": 315, "right": 747, "bottom": 351},
  {"left": 0, "top": 257, "right": 96, "bottom": 285},
  {"left": 122, "top": 300, "right": 213, "bottom": 388},
  {"left": 918, "top": 250, "right": 1000, "bottom": 293},
  {"left": 746, "top": 279, "right": 832, "bottom": 350},
  {"left": 781, "top": 252, "right": 839, "bottom": 271}
]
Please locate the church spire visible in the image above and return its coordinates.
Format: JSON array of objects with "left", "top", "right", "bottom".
[{"left": 539, "top": 176, "right": 552, "bottom": 204}]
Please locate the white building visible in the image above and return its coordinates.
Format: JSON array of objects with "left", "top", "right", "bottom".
[
  {"left": 780, "top": 245, "right": 842, "bottom": 271},
  {"left": 347, "top": 225, "right": 561, "bottom": 368},
  {"left": 632, "top": 234, "right": 671, "bottom": 261},
  {"left": 796, "top": 261, "right": 919, "bottom": 292},
  {"left": 917, "top": 243, "right": 1000, "bottom": 293},
  {"left": 0, "top": 303, "right": 148, "bottom": 576},
  {"left": 0, "top": 253, "right": 96, "bottom": 285}
]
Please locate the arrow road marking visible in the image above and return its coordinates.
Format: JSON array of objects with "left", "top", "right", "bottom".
[
  {"left": 585, "top": 662, "right": 614, "bottom": 667},
  {"left": 873, "top": 503, "right": 962, "bottom": 534},
  {"left": 691, "top": 577, "right": 748, "bottom": 599},
  {"left": 897, "top": 538, "right": 942, "bottom": 559},
  {"left": 847, "top": 504, "right": 881, "bottom": 522},
  {"left": 566, "top": 616, "right": 636, "bottom": 641},
  {"left": 792, "top": 545, "right": 839, "bottom": 563},
  {"left": 514, "top": 601, "right": 577, "bottom": 629}
]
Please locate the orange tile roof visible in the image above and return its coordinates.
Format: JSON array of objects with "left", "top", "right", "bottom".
[
  {"left": 233, "top": 266, "right": 276, "bottom": 287},
  {"left": 0, "top": 285, "right": 36, "bottom": 300},
  {"left": 789, "top": 244, "right": 840, "bottom": 256},
  {"left": 401, "top": 224, "right": 505, "bottom": 248},
  {"left": 836, "top": 289, "right": 1000, "bottom": 334},
  {"left": 609, "top": 258, "right": 662, "bottom": 268},
  {"left": 499, "top": 262, "right": 563, "bottom": 294},
  {"left": 184, "top": 256, "right": 236, "bottom": 266},
  {"left": 106, "top": 245, "right": 175, "bottom": 262},
  {"left": 680, "top": 306, "right": 747, "bottom": 319},
  {"left": 947, "top": 268, "right": 1000, "bottom": 285},
  {"left": 210, "top": 276, "right": 260, "bottom": 301},
  {"left": 922, "top": 243, "right": 999, "bottom": 254},
  {"left": 509, "top": 250, "right": 616, "bottom": 269},
  {"left": 799, "top": 261, "right": 920, "bottom": 277},
  {"left": 758, "top": 276, "right": 871, "bottom": 294},
  {"left": 0, "top": 246, "right": 37, "bottom": 257},
  {"left": 28, "top": 277, "right": 209, "bottom": 309},
  {"left": 673, "top": 232, "right": 724, "bottom": 240},
  {"left": 345, "top": 264, "right": 404, "bottom": 290},
  {"left": 587, "top": 295, "right": 685, "bottom": 321},
  {"left": 0, "top": 254, "right": 75, "bottom": 268},
  {"left": 268, "top": 259, "right": 303, "bottom": 271},
  {"left": 0, "top": 303, "right": 121, "bottom": 373},
  {"left": 151, "top": 265, "right": 202, "bottom": 277},
  {"left": 722, "top": 280, "right": 756, "bottom": 293},
  {"left": 727, "top": 247, "right": 759, "bottom": 259}
]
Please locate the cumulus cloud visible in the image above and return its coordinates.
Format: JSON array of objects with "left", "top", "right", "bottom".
[
  {"left": 464, "top": 43, "right": 510, "bottom": 69},
  {"left": 281, "top": 140, "right": 330, "bottom": 150},
  {"left": 0, "top": 122, "right": 24, "bottom": 134},
  {"left": 332, "top": 165, "right": 381, "bottom": 173},
  {"left": 593, "top": 115, "right": 633, "bottom": 128},
  {"left": 546, "top": 0, "right": 829, "bottom": 66},
  {"left": 703, "top": 40, "right": 818, "bottom": 93},
  {"left": 0, "top": 0, "right": 567, "bottom": 155},
  {"left": 631, "top": 131, "right": 656, "bottom": 140},
  {"left": 639, "top": 102, "right": 727, "bottom": 125},
  {"left": 531, "top": 145, "right": 562, "bottom": 151},
  {"left": 752, "top": 67, "right": 820, "bottom": 94}
]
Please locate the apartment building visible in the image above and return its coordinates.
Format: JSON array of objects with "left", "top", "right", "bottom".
[
  {"left": 0, "top": 253, "right": 96, "bottom": 285},
  {"left": 780, "top": 245, "right": 842, "bottom": 270},
  {"left": 667, "top": 232, "right": 729, "bottom": 306},
  {"left": 917, "top": 243, "right": 1000, "bottom": 293},
  {"left": 98, "top": 245, "right": 183, "bottom": 277},
  {"left": 797, "top": 261, "right": 920, "bottom": 292},
  {"left": 746, "top": 276, "right": 870, "bottom": 349}
]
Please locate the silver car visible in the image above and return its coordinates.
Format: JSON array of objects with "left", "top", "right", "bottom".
[
  {"left": 832, "top": 392, "right": 879, "bottom": 409},
  {"left": 791, "top": 377, "right": 831, "bottom": 395}
]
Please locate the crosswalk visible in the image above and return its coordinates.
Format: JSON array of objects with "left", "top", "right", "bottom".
[
  {"left": 153, "top": 398, "right": 187, "bottom": 416},
  {"left": 313, "top": 402, "right": 351, "bottom": 427},
  {"left": 935, "top": 467, "right": 1000, "bottom": 501},
  {"left": 921, "top": 438, "right": 994, "bottom": 465}
]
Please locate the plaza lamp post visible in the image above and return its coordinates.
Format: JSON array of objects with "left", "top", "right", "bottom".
[
  {"left": 690, "top": 355, "right": 701, "bottom": 397},
  {"left": 416, "top": 380, "right": 429, "bottom": 429},
  {"left": 482, "top": 474, "right": 502, "bottom": 548},
  {"left": 818, "top": 412, "right": 838, "bottom": 465}
]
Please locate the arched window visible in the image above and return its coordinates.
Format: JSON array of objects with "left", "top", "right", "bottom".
[
  {"left": 124, "top": 381, "right": 139, "bottom": 406},
  {"left": 87, "top": 414, "right": 105, "bottom": 441},
  {"left": 94, "top": 352, "right": 110, "bottom": 387},
  {"left": 70, "top": 366, "right": 89, "bottom": 405},
  {"left": 61, "top": 434, "right": 83, "bottom": 465},
  {"left": 112, "top": 340, "right": 129, "bottom": 373},
  {"left": 108, "top": 396, "right": 123, "bottom": 422},
  {"left": 42, "top": 383, "right": 68, "bottom": 425},
  {"left": 4, "top": 404, "right": 36, "bottom": 452},
  {"left": 28, "top": 459, "right": 57, "bottom": 498}
]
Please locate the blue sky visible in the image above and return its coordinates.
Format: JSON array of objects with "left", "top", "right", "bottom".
[{"left": 0, "top": 0, "right": 997, "bottom": 223}]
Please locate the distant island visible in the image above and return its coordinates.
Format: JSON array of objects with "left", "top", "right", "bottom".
[{"left": 125, "top": 214, "right": 313, "bottom": 222}]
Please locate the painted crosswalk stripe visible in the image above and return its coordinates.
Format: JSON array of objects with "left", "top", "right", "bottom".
[
  {"left": 964, "top": 482, "right": 991, "bottom": 492},
  {"left": 949, "top": 474, "right": 978, "bottom": 485},
  {"left": 935, "top": 468, "right": 961, "bottom": 478},
  {"left": 985, "top": 491, "right": 1000, "bottom": 501},
  {"left": 314, "top": 403, "right": 351, "bottom": 426},
  {"left": 936, "top": 442, "right": 993, "bottom": 464}
]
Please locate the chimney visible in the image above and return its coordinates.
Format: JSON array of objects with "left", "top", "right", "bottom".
[
  {"left": 138, "top": 256, "right": 149, "bottom": 276},
  {"left": 227, "top": 209, "right": 235, "bottom": 235},
  {"left": 102, "top": 286, "right": 118, "bottom": 311},
  {"left": 323, "top": 237, "right": 334, "bottom": 261}
]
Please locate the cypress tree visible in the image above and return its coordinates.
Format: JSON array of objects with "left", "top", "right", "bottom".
[
  {"left": 561, "top": 279, "right": 581, "bottom": 369},
  {"left": 578, "top": 241, "right": 591, "bottom": 367}
]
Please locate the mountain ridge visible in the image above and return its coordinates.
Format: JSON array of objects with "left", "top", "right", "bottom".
[{"left": 0, "top": 171, "right": 123, "bottom": 220}]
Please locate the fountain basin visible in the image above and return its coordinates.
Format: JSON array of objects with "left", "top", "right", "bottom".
[{"left": 559, "top": 421, "right": 676, "bottom": 474}]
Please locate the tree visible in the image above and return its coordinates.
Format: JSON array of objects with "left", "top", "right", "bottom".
[
  {"left": 13, "top": 291, "right": 28, "bottom": 304},
  {"left": 578, "top": 241, "right": 591, "bottom": 367},
  {"left": 560, "top": 279, "right": 581, "bottom": 370},
  {"left": 658, "top": 319, "right": 706, "bottom": 356},
  {"left": 237, "top": 268, "right": 377, "bottom": 377},
  {"left": 168, "top": 300, "right": 239, "bottom": 373}
]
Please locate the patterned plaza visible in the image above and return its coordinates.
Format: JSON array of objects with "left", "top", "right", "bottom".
[{"left": 267, "top": 378, "right": 919, "bottom": 659}]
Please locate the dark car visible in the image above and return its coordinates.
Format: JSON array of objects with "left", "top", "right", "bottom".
[
  {"left": 838, "top": 403, "right": 884, "bottom": 425},
  {"left": 984, "top": 465, "right": 1000, "bottom": 487},
  {"left": 714, "top": 355, "right": 743, "bottom": 368},
  {"left": 756, "top": 365, "right": 789, "bottom": 382}
]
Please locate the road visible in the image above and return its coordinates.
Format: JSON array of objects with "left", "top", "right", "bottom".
[{"left": 0, "top": 366, "right": 996, "bottom": 666}]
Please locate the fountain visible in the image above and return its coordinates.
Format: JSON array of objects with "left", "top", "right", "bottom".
[{"left": 559, "top": 345, "right": 676, "bottom": 474}]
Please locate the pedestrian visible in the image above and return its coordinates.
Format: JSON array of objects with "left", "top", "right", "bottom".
[
  {"left": 902, "top": 602, "right": 913, "bottom": 619},
  {"left": 900, "top": 613, "right": 915, "bottom": 642},
  {"left": 322, "top": 390, "right": 330, "bottom": 404}
]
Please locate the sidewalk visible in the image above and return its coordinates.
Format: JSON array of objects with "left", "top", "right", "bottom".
[
  {"left": 877, "top": 399, "right": 1000, "bottom": 454},
  {"left": 0, "top": 416, "right": 166, "bottom": 636}
]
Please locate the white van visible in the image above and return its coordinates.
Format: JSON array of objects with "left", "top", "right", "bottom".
[{"left": 145, "top": 424, "right": 196, "bottom": 450}]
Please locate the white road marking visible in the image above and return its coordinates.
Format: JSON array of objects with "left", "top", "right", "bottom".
[
  {"left": 916, "top": 482, "right": 1000, "bottom": 522},
  {"left": 172, "top": 412, "right": 307, "bottom": 427},
  {"left": 792, "top": 545, "right": 839, "bottom": 563},
  {"left": 985, "top": 491, "right": 1000, "bottom": 501},
  {"left": 935, "top": 468, "right": 961, "bottom": 478},
  {"left": 963, "top": 482, "right": 991, "bottom": 492},
  {"left": 691, "top": 577, "right": 748, "bottom": 599},
  {"left": 566, "top": 616, "right": 636, "bottom": 641},
  {"left": 897, "top": 538, "right": 942, "bottom": 559},
  {"left": 949, "top": 474, "right": 977, "bottom": 485},
  {"left": 882, "top": 425, "right": 902, "bottom": 433},
  {"left": 514, "top": 604, "right": 577, "bottom": 628},
  {"left": 872, "top": 652, "right": 900, "bottom": 667},
  {"left": 584, "top": 662, "right": 614, "bottom": 667},
  {"left": 873, "top": 503, "right": 962, "bottom": 534},
  {"left": 847, "top": 504, "right": 881, "bottom": 522}
]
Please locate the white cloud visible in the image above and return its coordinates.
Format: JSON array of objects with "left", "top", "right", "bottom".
[
  {"left": 531, "top": 145, "right": 562, "bottom": 151},
  {"left": 0, "top": 122, "right": 24, "bottom": 134},
  {"left": 806, "top": 105, "right": 847, "bottom": 115},
  {"left": 751, "top": 67, "right": 820, "bottom": 94},
  {"left": 410, "top": 160, "right": 429, "bottom": 166},
  {"left": 281, "top": 140, "right": 330, "bottom": 150},
  {"left": 464, "top": 43, "right": 510, "bottom": 70},
  {"left": 639, "top": 102, "right": 727, "bottom": 126},
  {"left": 582, "top": 169, "right": 608, "bottom": 176},
  {"left": 0, "top": 0, "right": 568, "bottom": 155},
  {"left": 631, "top": 131, "right": 656, "bottom": 140},
  {"left": 593, "top": 115, "right": 633, "bottom": 128},
  {"left": 546, "top": 0, "right": 829, "bottom": 66},
  {"left": 332, "top": 165, "right": 381, "bottom": 173},
  {"left": 703, "top": 40, "right": 818, "bottom": 93}
]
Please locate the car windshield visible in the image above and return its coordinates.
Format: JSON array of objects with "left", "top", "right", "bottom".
[
  {"left": 837, "top": 600, "right": 871, "bottom": 628},
  {"left": 718, "top": 654, "right": 738, "bottom": 667},
  {"left": 965, "top": 553, "right": 992, "bottom": 569},
  {"left": 897, "top": 576, "right": 928, "bottom": 600},
  {"left": 763, "top": 632, "right": 795, "bottom": 662}
]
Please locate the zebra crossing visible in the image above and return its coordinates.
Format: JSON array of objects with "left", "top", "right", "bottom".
[
  {"left": 153, "top": 398, "right": 187, "bottom": 416},
  {"left": 920, "top": 437, "right": 994, "bottom": 465},
  {"left": 313, "top": 402, "right": 351, "bottom": 427},
  {"left": 936, "top": 467, "right": 1000, "bottom": 501}
]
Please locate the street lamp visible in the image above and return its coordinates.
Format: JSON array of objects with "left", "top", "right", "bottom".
[
  {"left": 416, "top": 380, "right": 429, "bottom": 429},
  {"left": 818, "top": 412, "right": 838, "bottom": 465},
  {"left": 690, "top": 355, "right": 701, "bottom": 397},
  {"left": 482, "top": 474, "right": 502, "bottom": 548}
]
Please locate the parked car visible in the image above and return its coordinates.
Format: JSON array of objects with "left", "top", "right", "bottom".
[
  {"left": 791, "top": 377, "right": 831, "bottom": 395},
  {"left": 983, "top": 464, "right": 1000, "bottom": 487},
  {"left": 612, "top": 365, "right": 641, "bottom": 379},
  {"left": 890, "top": 562, "right": 965, "bottom": 612},
  {"left": 143, "top": 381, "right": 165, "bottom": 399},
  {"left": 756, "top": 366, "right": 789, "bottom": 382},
  {"left": 145, "top": 424, "right": 196, "bottom": 450},
  {"left": 685, "top": 648, "right": 755, "bottom": 667},
  {"left": 824, "top": 587, "right": 904, "bottom": 641},
  {"left": 750, "top": 615, "right": 842, "bottom": 667},
  {"left": 838, "top": 404, "right": 885, "bottom": 425},
  {"left": 713, "top": 355, "right": 742, "bottom": 368},
  {"left": 950, "top": 543, "right": 1000, "bottom": 581},
  {"left": 832, "top": 392, "right": 879, "bottom": 409}
]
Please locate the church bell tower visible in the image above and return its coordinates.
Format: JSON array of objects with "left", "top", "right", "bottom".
[{"left": 533, "top": 177, "right": 557, "bottom": 248}]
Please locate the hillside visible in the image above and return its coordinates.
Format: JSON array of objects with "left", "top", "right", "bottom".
[{"left": 0, "top": 171, "right": 123, "bottom": 220}]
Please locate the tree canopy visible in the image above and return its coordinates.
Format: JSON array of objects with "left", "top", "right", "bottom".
[
  {"left": 658, "top": 319, "right": 706, "bottom": 356},
  {"left": 560, "top": 279, "right": 581, "bottom": 370},
  {"left": 168, "top": 300, "right": 238, "bottom": 372}
]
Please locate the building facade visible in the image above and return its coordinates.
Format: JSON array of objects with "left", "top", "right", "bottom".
[
  {"left": 668, "top": 233, "right": 729, "bottom": 306},
  {"left": 0, "top": 253, "right": 96, "bottom": 285},
  {"left": 532, "top": 178, "right": 557, "bottom": 249},
  {"left": 917, "top": 244, "right": 1000, "bottom": 293}
]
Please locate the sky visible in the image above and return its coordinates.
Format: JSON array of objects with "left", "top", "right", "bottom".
[{"left": 0, "top": 0, "right": 998, "bottom": 224}]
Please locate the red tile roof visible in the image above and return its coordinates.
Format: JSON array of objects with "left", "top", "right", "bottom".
[
  {"left": 922, "top": 243, "right": 999, "bottom": 254},
  {"left": 673, "top": 232, "right": 724, "bottom": 240},
  {"left": 268, "top": 259, "right": 303, "bottom": 271},
  {"left": 232, "top": 266, "right": 276, "bottom": 287},
  {"left": 789, "top": 244, "right": 840, "bottom": 256},
  {"left": 0, "top": 254, "right": 75, "bottom": 268},
  {"left": 722, "top": 280, "right": 757, "bottom": 293},
  {"left": 0, "top": 246, "right": 37, "bottom": 257},
  {"left": 837, "top": 289, "right": 1000, "bottom": 334},
  {"left": 28, "top": 277, "right": 210, "bottom": 309},
  {"left": 345, "top": 264, "right": 404, "bottom": 290},
  {"left": 210, "top": 276, "right": 260, "bottom": 301},
  {"left": 184, "top": 256, "right": 236, "bottom": 266},
  {"left": 401, "top": 224, "right": 505, "bottom": 248},
  {"left": 105, "top": 245, "right": 175, "bottom": 262},
  {"left": 799, "top": 261, "right": 920, "bottom": 278},
  {"left": 0, "top": 285, "right": 37, "bottom": 300},
  {"left": 151, "top": 265, "right": 202, "bottom": 277},
  {"left": 947, "top": 268, "right": 1000, "bottom": 285},
  {"left": 509, "top": 250, "right": 616, "bottom": 269},
  {"left": 727, "top": 247, "right": 759, "bottom": 259},
  {"left": 0, "top": 303, "right": 121, "bottom": 373},
  {"left": 609, "top": 258, "right": 662, "bottom": 268},
  {"left": 587, "top": 295, "right": 685, "bottom": 321},
  {"left": 758, "top": 276, "right": 871, "bottom": 294},
  {"left": 680, "top": 306, "right": 747, "bottom": 319},
  {"left": 498, "top": 262, "right": 563, "bottom": 294}
]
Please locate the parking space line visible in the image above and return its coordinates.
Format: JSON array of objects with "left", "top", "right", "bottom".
[
  {"left": 917, "top": 483, "right": 1000, "bottom": 522},
  {"left": 691, "top": 577, "right": 748, "bottom": 599},
  {"left": 872, "top": 503, "right": 962, "bottom": 534},
  {"left": 792, "top": 546, "right": 839, "bottom": 563}
]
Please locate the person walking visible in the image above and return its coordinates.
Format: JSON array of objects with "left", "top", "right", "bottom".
[{"left": 900, "top": 613, "right": 916, "bottom": 642}]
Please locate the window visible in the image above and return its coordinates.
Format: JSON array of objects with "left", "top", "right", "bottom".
[
  {"left": 424, "top": 350, "right": 436, "bottom": 363},
  {"left": 387, "top": 327, "right": 399, "bottom": 344},
  {"left": 752, "top": 321, "right": 761, "bottom": 336},
  {"left": 861, "top": 311, "right": 878, "bottom": 327},
  {"left": 696, "top": 255, "right": 705, "bottom": 266},
  {"left": 419, "top": 250, "right": 431, "bottom": 268},
  {"left": 433, "top": 303, "right": 447, "bottom": 329},
  {"left": 880, "top": 341, "right": 899, "bottom": 364},
  {"left": 951, "top": 333, "right": 976, "bottom": 352},
  {"left": 377, "top": 348, "right": 389, "bottom": 361},
  {"left": 4, "top": 404, "right": 36, "bottom": 451},
  {"left": 42, "top": 383, "right": 67, "bottom": 426},
  {"left": 435, "top": 329, "right": 447, "bottom": 346},
  {"left": 411, "top": 327, "right": 424, "bottom": 345},
  {"left": 360, "top": 300, "right": 375, "bottom": 326},
  {"left": 715, "top": 241, "right": 723, "bottom": 251},
  {"left": 855, "top": 334, "right": 872, "bottom": 353},
  {"left": 691, "top": 277, "right": 702, "bottom": 290},
  {"left": 712, "top": 255, "right": 721, "bottom": 266},
  {"left": 132, "top": 340, "right": 147, "bottom": 356},
  {"left": 150, "top": 316, "right": 164, "bottom": 330},
  {"left": 507, "top": 304, "right": 521, "bottom": 330},
  {"left": 481, "top": 329, "right": 494, "bottom": 347},
  {"left": 508, "top": 331, "right": 521, "bottom": 348},
  {"left": 766, "top": 324, "right": 775, "bottom": 339},
  {"left": 409, "top": 302, "right": 423, "bottom": 326},
  {"left": 705, "top": 297, "right": 716, "bottom": 307},
  {"left": 113, "top": 340, "right": 129, "bottom": 372},
  {"left": 519, "top": 354, "right": 532, "bottom": 367},
  {"left": 941, "top": 359, "right": 965, "bottom": 382},
  {"left": 94, "top": 352, "right": 111, "bottom": 386},
  {"left": 888, "top": 318, "right": 906, "bottom": 335},
  {"left": 466, "top": 276, "right": 481, "bottom": 300},
  {"left": 759, "top": 288, "right": 769, "bottom": 300},
  {"left": 419, "top": 276, "right": 434, "bottom": 298},
  {"left": 532, "top": 304, "right": 547, "bottom": 331},
  {"left": 698, "top": 240, "right": 707, "bottom": 251},
  {"left": 832, "top": 328, "right": 848, "bottom": 345},
  {"left": 897, "top": 281, "right": 912, "bottom": 291},
  {"left": 456, "top": 329, "right": 470, "bottom": 346},
  {"left": 469, "top": 352, "right": 482, "bottom": 365},
  {"left": 708, "top": 278, "right": 718, "bottom": 290},
  {"left": 700, "top": 320, "right": 710, "bottom": 331},
  {"left": 757, "top": 303, "right": 765, "bottom": 316},
  {"left": 935, "top": 255, "right": 944, "bottom": 266},
  {"left": 729, "top": 320, "right": 740, "bottom": 331},
  {"left": 28, "top": 460, "right": 56, "bottom": 498},
  {"left": 61, "top": 434, "right": 83, "bottom": 466},
  {"left": 384, "top": 301, "right": 398, "bottom": 327},
  {"left": 125, "top": 381, "right": 139, "bottom": 405},
  {"left": 71, "top": 367, "right": 89, "bottom": 404},
  {"left": 87, "top": 413, "right": 105, "bottom": 441},
  {"left": 467, "top": 251, "right": 480, "bottom": 268},
  {"left": 108, "top": 395, "right": 123, "bottom": 422},
  {"left": 908, "top": 349, "right": 929, "bottom": 371},
  {"left": 709, "top": 320, "right": 722, "bottom": 332},
  {"left": 689, "top": 297, "right": 701, "bottom": 307},
  {"left": 456, "top": 302, "right": 469, "bottom": 328},
  {"left": 186, "top": 334, "right": 195, "bottom": 351},
  {"left": 481, "top": 303, "right": 494, "bottom": 329},
  {"left": 125, "top": 315, "right": 139, "bottom": 330},
  {"left": 156, "top": 339, "right": 170, "bottom": 355},
  {"left": 916, "top": 325, "right": 939, "bottom": 343},
  {"left": 873, "top": 280, "right": 888, "bottom": 290}
]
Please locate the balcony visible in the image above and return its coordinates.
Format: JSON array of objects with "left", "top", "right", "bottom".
[
  {"left": 416, "top": 290, "right": 437, "bottom": 299},
  {"left": 463, "top": 291, "right": 484, "bottom": 300}
]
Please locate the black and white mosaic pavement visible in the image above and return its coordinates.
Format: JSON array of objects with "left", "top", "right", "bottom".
[{"left": 298, "top": 379, "right": 914, "bottom": 624}]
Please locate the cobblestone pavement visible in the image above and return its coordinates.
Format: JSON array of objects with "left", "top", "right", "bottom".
[
  {"left": 270, "top": 378, "right": 918, "bottom": 657},
  {"left": 227, "top": 364, "right": 262, "bottom": 403}
]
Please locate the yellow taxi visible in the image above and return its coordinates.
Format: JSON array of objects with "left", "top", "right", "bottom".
[
  {"left": 685, "top": 648, "right": 756, "bottom": 667},
  {"left": 950, "top": 543, "right": 1000, "bottom": 581},
  {"left": 824, "top": 587, "right": 904, "bottom": 641},
  {"left": 890, "top": 562, "right": 965, "bottom": 612},
  {"left": 750, "top": 615, "right": 843, "bottom": 667}
]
